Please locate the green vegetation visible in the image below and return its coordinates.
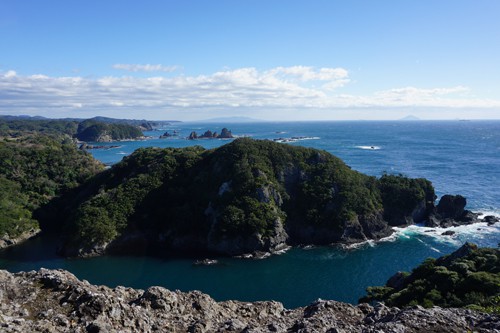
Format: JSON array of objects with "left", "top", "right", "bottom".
[
  {"left": 0, "top": 118, "right": 79, "bottom": 137},
  {"left": 379, "top": 174, "right": 435, "bottom": 225},
  {"left": 0, "top": 134, "right": 103, "bottom": 239},
  {"left": 63, "top": 139, "right": 377, "bottom": 247},
  {"left": 0, "top": 117, "right": 439, "bottom": 255},
  {"left": 0, "top": 116, "right": 143, "bottom": 243},
  {"left": 0, "top": 177, "right": 37, "bottom": 238},
  {"left": 76, "top": 119, "right": 143, "bottom": 141},
  {"left": 0, "top": 117, "right": 144, "bottom": 143},
  {"left": 360, "top": 243, "right": 500, "bottom": 312},
  {"left": 57, "top": 138, "right": 436, "bottom": 255}
]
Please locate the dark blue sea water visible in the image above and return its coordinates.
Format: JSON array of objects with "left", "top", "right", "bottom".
[{"left": 1, "top": 120, "right": 499, "bottom": 308}]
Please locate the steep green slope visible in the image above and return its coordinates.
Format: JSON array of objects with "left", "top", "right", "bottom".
[
  {"left": 0, "top": 177, "right": 37, "bottom": 239},
  {"left": 360, "top": 243, "right": 500, "bottom": 312},
  {"left": 57, "top": 138, "right": 435, "bottom": 257},
  {"left": 0, "top": 134, "right": 104, "bottom": 241},
  {"left": 76, "top": 120, "right": 143, "bottom": 142},
  {"left": 0, "top": 117, "right": 144, "bottom": 143}
]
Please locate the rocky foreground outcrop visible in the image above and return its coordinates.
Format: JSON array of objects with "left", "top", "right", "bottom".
[{"left": 1, "top": 269, "right": 499, "bottom": 332}]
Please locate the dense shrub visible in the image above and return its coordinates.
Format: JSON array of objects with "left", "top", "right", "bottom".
[
  {"left": 360, "top": 244, "right": 500, "bottom": 311},
  {"left": 0, "top": 134, "right": 103, "bottom": 237},
  {"left": 76, "top": 120, "right": 143, "bottom": 141},
  {"left": 59, "top": 138, "right": 435, "bottom": 252}
]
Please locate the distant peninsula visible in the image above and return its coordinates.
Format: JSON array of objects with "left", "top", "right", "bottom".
[{"left": 0, "top": 115, "right": 180, "bottom": 143}]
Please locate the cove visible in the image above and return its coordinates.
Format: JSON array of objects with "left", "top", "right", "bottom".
[{"left": 1, "top": 224, "right": 499, "bottom": 308}]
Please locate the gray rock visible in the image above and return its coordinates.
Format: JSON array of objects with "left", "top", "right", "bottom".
[
  {"left": 484, "top": 215, "right": 500, "bottom": 225},
  {"left": 1, "top": 269, "right": 499, "bottom": 333},
  {"left": 386, "top": 272, "right": 407, "bottom": 290},
  {"left": 437, "top": 242, "right": 478, "bottom": 266},
  {"left": 0, "top": 228, "right": 41, "bottom": 250},
  {"left": 436, "top": 195, "right": 466, "bottom": 219}
]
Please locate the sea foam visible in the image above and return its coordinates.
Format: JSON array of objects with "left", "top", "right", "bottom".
[{"left": 356, "top": 145, "right": 381, "bottom": 150}]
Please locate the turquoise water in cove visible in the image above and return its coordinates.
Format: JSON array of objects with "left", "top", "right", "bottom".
[{"left": 1, "top": 120, "right": 500, "bottom": 308}]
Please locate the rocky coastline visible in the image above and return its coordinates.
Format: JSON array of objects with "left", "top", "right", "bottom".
[
  {"left": 49, "top": 139, "right": 498, "bottom": 259},
  {"left": 0, "top": 228, "right": 40, "bottom": 250},
  {"left": 0, "top": 268, "right": 498, "bottom": 332},
  {"left": 426, "top": 194, "right": 499, "bottom": 228}
]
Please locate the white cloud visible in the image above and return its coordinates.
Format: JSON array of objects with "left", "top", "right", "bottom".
[
  {"left": 112, "top": 64, "right": 178, "bottom": 73},
  {"left": 268, "top": 66, "right": 349, "bottom": 83},
  {"left": 0, "top": 67, "right": 499, "bottom": 120},
  {"left": 5, "top": 70, "right": 17, "bottom": 78}
]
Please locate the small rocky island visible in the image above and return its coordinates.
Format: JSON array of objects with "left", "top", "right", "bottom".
[
  {"left": 188, "top": 127, "right": 234, "bottom": 140},
  {"left": 159, "top": 130, "right": 179, "bottom": 138}
]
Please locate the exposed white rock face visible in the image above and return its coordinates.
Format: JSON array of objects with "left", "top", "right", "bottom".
[{"left": 0, "top": 269, "right": 499, "bottom": 333}]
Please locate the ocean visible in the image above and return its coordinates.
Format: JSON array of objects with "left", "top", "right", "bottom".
[{"left": 1, "top": 120, "right": 499, "bottom": 308}]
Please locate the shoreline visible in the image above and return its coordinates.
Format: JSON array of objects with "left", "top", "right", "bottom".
[{"left": 0, "top": 268, "right": 498, "bottom": 332}]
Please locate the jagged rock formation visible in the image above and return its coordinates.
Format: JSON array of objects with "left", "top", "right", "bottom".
[
  {"left": 159, "top": 130, "right": 179, "bottom": 139},
  {"left": 219, "top": 127, "right": 233, "bottom": 138},
  {"left": 426, "top": 194, "right": 492, "bottom": 227},
  {"left": 0, "top": 269, "right": 498, "bottom": 333},
  {"left": 187, "top": 128, "right": 234, "bottom": 140}
]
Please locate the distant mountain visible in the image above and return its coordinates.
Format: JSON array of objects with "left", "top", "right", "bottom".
[
  {"left": 0, "top": 115, "right": 181, "bottom": 124},
  {"left": 0, "top": 115, "right": 48, "bottom": 121},
  {"left": 89, "top": 116, "right": 181, "bottom": 125},
  {"left": 200, "top": 116, "right": 264, "bottom": 123},
  {"left": 400, "top": 115, "right": 421, "bottom": 121},
  {"left": 0, "top": 115, "right": 181, "bottom": 131}
]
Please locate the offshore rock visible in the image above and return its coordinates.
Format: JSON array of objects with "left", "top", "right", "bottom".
[
  {"left": 219, "top": 127, "right": 234, "bottom": 138},
  {"left": 427, "top": 194, "right": 482, "bottom": 227},
  {"left": 484, "top": 215, "right": 500, "bottom": 225},
  {"left": 0, "top": 269, "right": 499, "bottom": 333},
  {"left": 436, "top": 194, "right": 466, "bottom": 219}
]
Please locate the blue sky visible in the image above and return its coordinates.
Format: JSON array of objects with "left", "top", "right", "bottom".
[{"left": 1, "top": 0, "right": 499, "bottom": 120}]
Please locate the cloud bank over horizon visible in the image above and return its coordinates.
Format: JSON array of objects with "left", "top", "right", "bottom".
[
  {"left": 1, "top": 66, "right": 499, "bottom": 121},
  {"left": 112, "top": 64, "right": 179, "bottom": 73}
]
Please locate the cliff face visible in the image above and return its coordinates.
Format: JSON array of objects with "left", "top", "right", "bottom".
[
  {"left": 0, "top": 268, "right": 498, "bottom": 333},
  {"left": 49, "top": 138, "right": 440, "bottom": 257}
]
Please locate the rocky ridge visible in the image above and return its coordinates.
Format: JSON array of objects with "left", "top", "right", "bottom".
[{"left": 0, "top": 268, "right": 498, "bottom": 332}]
